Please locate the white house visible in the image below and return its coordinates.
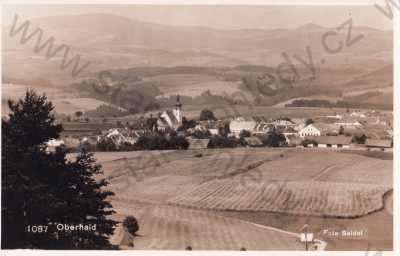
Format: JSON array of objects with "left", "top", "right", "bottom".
[
  {"left": 299, "top": 123, "right": 339, "bottom": 137},
  {"left": 299, "top": 124, "right": 321, "bottom": 137}
]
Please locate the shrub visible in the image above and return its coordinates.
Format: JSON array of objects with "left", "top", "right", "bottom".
[
  {"left": 123, "top": 216, "right": 139, "bottom": 236},
  {"left": 134, "top": 134, "right": 189, "bottom": 150},
  {"left": 169, "top": 135, "right": 189, "bottom": 150},
  {"left": 239, "top": 130, "right": 251, "bottom": 139},
  {"left": 301, "top": 139, "right": 318, "bottom": 147},
  {"left": 191, "top": 129, "right": 211, "bottom": 139},
  {"left": 260, "top": 131, "right": 286, "bottom": 147},
  {"left": 352, "top": 134, "right": 367, "bottom": 144},
  {"left": 208, "top": 135, "right": 240, "bottom": 148},
  {"left": 199, "top": 109, "right": 217, "bottom": 121}
]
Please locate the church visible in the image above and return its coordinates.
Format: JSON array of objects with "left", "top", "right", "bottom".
[{"left": 157, "top": 95, "right": 183, "bottom": 131}]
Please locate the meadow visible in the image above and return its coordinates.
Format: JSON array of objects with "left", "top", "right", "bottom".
[{"left": 74, "top": 147, "right": 393, "bottom": 250}]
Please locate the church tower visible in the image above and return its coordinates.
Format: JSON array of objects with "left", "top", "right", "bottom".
[{"left": 174, "top": 94, "right": 182, "bottom": 124}]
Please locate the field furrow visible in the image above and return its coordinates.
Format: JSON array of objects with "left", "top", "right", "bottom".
[{"left": 168, "top": 180, "right": 390, "bottom": 217}]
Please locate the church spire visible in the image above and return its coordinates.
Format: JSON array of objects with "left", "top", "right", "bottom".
[
  {"left": 175, "top": 94, "right": 182, "bottom": 108},
  {"left": 174, "top": 94, "right": 182, "bottom": 125}
]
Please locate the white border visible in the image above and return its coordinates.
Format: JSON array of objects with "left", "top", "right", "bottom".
[{"left": 0, "top": 1, "right": 398, "bottom": 256}]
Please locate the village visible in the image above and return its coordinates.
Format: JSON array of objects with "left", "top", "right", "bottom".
[{"left": 47, "top": 95, "right": 393, "bottom": 153}]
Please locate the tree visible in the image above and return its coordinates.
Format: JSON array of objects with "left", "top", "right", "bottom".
[
  {"left": 218, "top": 122, "right": 231, "bottom": 137},
  {"left": 134, "top": 135, "right": 170, "bottom": 150},
  {"left": 261, "top": 130, "right": 287, "bottom": 147},
  {"left": 179, "top": 117, "right": 197, "bottom": 131},
  {"left": 122, "top": 216, "right": 139, "bottom": 236},
  {"left": 75, "top": 111, "right": 83, "bottom": 118},
  {"left": 169, "top": 135, "right": 189, "bottom": 150},
  {"left": 352, "top": 134, "right": 367, "bottom": 144},
  {"left": 2, "top": 90, "right": 117, "bottom": 249},
  {"left": 199, "top": 109, "right": 217, "bottom": 121},
  {"left": 191, "top": 129, "right": 211, "bottom": 139},
  {"left": 97, "top": 137, "right": 117, "bottom": 152},
  {"left": 208, "top": 135, "right": 239, "bottom": 148},
  {"left": 305, "top": 118, "right": 314, "bottom": 126},
  {"left": 339, "top": 125, "right": 345, "bottom": 135},
  {"left": 301, "top": 138, "right": 318, "bottom": 147},
  {"left": 239, "top": 130, "right": 251, "bottom": 139}
]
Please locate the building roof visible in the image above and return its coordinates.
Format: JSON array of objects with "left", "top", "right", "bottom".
[
  {"left": 365, "top": 139, "right": 392, "bottom": 148},
  {"left": 336, "top": 116, "right": 363, "bottom": 125},
  {"left": 232, "top": 116, "right": 256, "bottom": 122},
  {"left": 313, "top": 116, "right": 340, "bottom": 124},
  {"left": 270, "top": 119, "right": 296, "bottom": 126},
  {"left": 254, "top": 123, "right": 273, "bottom": 133},
  {"left": 188, "top": 139, "right": 210, "bottom": 150},
  {"left": 252, "top": 116, "right": 271, "bottom": 123},
  {"left": 244, "top": 136, "right": 263, "bottom": 146},
  {"left": 282, "top": 126, "right": 297, "bottom": 133},
  {"left": 308, "top": 135, "right": 352, "bottom": 145},
  {"left": 312, "top": 123, "right": 339, "bottom": 134}
]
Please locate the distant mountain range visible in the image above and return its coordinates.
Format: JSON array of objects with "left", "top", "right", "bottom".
[
  {"left": 2, "top": 13, "right": 393, "bottom": 113},
  {"left": 2, "top": 13, "right": 392, "bottom": 84}
]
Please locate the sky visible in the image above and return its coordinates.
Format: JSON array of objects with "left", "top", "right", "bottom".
[{"left": 2, "top": 4, "right": 393, "bottom": 31}]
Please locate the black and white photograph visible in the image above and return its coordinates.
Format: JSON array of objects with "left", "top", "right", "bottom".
[{"left": 0, "top": 1, "right": 397, "bottom": 253}]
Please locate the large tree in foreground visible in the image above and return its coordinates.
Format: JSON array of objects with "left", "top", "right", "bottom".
[{"left": 2, "top": 90, "right": 117, "bottom": 249}]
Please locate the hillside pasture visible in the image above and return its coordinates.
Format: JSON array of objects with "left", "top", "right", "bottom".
[
  {"left": 95, "top": 148, "right": 392, "bottom": 218},
  {"left": 51, "top": 97, "right": 121, "bottom": 115},
  {"left": 100, "top": 149, "right": 285, "bottom": 203}
]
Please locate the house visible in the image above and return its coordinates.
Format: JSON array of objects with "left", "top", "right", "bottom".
[
  {"left": 365, "top": 139, "right": 392, "bottom": 149},
  {"left": 299, "top": 123, "right": 321, "bottom": 137},
  {"left": 310, "top": 136, "right": 352, "bottom": 149},
  {"left": 291, "top": 118, "right": 307, "bottom": 131},
  {"left": 335, "top": 116, "right": 363, "bottom": 128},
  {"left": 299, "top": 123, "right": 338, "bottom": 137},
  {"left": 187, "top": 138, "right": 210, "bottom": 150},
  {"left": 244, "top": 136, "right": 263, "bottom": 147},
  {"left": 195, "top": 120, "right": 221, "bottom": 135},
  {"left": 157, "top": 95, "right": 183, "bottom": 131},
  {"left": 229, "top": 117, "right": 257, "bottom": 136},
  {"left": 102, "top": 128, "right": 140, "bottom": 146}
]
